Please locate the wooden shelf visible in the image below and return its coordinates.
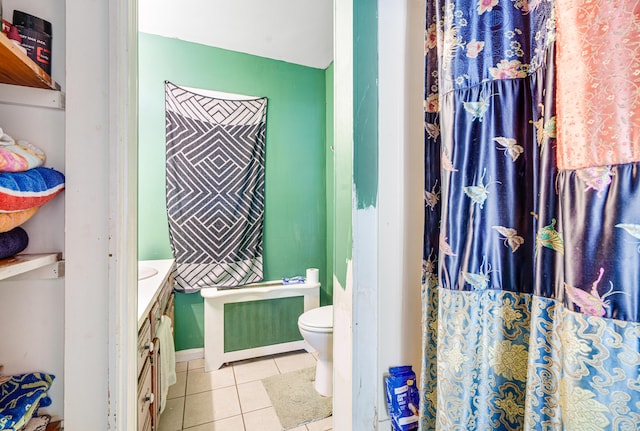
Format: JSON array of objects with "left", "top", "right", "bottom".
[
  {"left": 0, "top": 253, "right": 63, "bottom": 280},
  {"left": 0, "top": 32, "right": 59, "bottom": 90}
]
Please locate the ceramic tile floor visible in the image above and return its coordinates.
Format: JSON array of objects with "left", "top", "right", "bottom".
[{"left": 158, "top": 350, "right": 333, "bottom": 431}]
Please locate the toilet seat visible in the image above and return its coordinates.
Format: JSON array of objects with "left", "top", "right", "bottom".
[{"left": 298, "top": 305, "right": 333, "bottom": 333}]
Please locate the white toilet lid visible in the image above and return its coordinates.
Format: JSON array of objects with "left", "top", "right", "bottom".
[{"left": 299, "top": 305, "right": 333, "bottom": 329}]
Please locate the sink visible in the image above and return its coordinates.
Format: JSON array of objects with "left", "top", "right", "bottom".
[{"left": 138, "top": 265, "right": 158, "bottom": 280}]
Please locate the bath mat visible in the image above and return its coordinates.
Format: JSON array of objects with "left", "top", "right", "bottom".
[
  {"left": 262, "top": 367, "right": 332, "bottom": 430},
  {"left": 165, "top": 81, "right": 267, "bottom": 292}
]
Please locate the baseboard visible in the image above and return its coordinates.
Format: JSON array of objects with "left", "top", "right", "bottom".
[{"left": 175, "top": 348, "right": 204, "bottom": 363}]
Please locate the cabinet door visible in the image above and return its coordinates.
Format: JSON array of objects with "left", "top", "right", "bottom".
[
  {"left": 137, "top": 318, "right": 152, "bottom": 378},
  {"left": 137, "top": 360, "right": 153, "bottom": 431}
]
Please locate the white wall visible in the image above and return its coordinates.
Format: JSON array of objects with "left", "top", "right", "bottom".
[
  {"left": 64, "top": 0, "right": 109, "bottom": 427},
  {"left": 138, "top": 0, "right": 333, "bottom": 69},
  {"left": 377, "top": 0, "right": 425, "bottom": 426},
  {"left": 66, "top": 0, "right": 139, "bottom": 428},
  {"left": 331, "top": 0, "right": 354, "bottom": 428}
]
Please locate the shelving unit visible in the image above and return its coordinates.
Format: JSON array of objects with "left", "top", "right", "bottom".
[
  {"left": 0, "top": 2, "right": 66, "bottom": 427},
  {"left": 0, "top": 25, "right": 65, "bottom": 282}
]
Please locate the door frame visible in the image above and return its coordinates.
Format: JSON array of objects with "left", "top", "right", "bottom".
[{"left": 107, "top": 0, "right": 139, "bottom": 428}]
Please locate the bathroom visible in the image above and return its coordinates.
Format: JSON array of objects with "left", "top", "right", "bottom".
[
  {"left": 137, "top": 1, "right": 424, "bottom": 430},
  {"left": 6, "top": 0, "right": 632, "bottom": 430}
]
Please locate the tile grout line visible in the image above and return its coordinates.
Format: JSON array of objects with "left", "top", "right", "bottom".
[
  {"left": 180, "top": 365, "right": 188, "bottom": 431},
  {"left": 172, "top": 354, "right": 329, "bottom": 431},
  {"left": 230, "top": 362, "right": 246, "bottom": 431},
  {"left": 181, "top": 361, "right": 196, "bottom": 430}
]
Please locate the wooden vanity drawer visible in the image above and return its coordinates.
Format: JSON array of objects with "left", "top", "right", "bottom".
[
  {"left": 137, "top": 317, "right": 151, "bottom": 377},
  {"left": 137, "top": 360, "right": 153, "bottom": 431}
]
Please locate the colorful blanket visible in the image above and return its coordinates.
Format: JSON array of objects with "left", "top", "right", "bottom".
[{"left": 0, "top": 373, "right": 54, "bottom": 431}]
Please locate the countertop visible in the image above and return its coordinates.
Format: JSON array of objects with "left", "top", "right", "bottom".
[{"left": 138, "top": 259, "right": 175, "bottom": 327}]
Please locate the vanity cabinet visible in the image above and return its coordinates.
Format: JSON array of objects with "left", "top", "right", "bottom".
[{"left": 138, "top": 259, "right": 175, "bottom": 431}]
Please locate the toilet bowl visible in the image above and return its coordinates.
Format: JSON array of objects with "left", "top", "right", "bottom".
[{"left": 298, "top": 305, "right": 333, "bottom": 397}]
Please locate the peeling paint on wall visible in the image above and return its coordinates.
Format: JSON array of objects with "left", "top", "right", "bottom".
[{"left": 354, "top": 1, "right": 379, "bottom": 210}]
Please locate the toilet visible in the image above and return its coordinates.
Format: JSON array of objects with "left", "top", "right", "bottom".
[{"left": 298, "top": 305, "right": 333, "bottom": 397}]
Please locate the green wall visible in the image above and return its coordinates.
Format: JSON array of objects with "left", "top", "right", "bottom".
[
  {"left": 354, "top": 1, "right": 378, "bottom": 209},
  {"left": 138, "top": 33, "right": 333, "bottom": 350}
]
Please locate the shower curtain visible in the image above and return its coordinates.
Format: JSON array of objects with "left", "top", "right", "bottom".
[{"left": 420, "top": 1, "right": 640, "bottom": 430}]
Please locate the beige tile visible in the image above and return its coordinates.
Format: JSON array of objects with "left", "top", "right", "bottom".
[
  {"left": 183, "top": 386, "right": 241, "bottom": 428},
  {"left": 287, "top": 426, "right": 307, "bottom": 431},
  {"left": 187, "top": 366, "right": 236, "bottom": 394},
  {"left": 237, "top": 380, "right": 272, "bottom": 413},
  {"left": 168, "top": 371, "right": 187, "bottom": 399},
  {"left": 243, "top": 407, "right": 283, "bottom": 431},
  {"left": 176, "top": 361, "right": 188, "bottom": 373},
  {"left": 188, "top": 358, "right": 205, "bottom": 370},
  {"left": 183, "top": 415, "right": 245, "bottom": 431},
  {"left": 273, "top": 351, "right": 317, "bottom": 374},
  {"left": 232, "top": 357, "right": 279, "bottom": 384},
  {"left": 305, "top": 416, "right": 333, "bottom": 431},
  {"left": 157, "top": 397, "right": 185, "bottom": 431}
]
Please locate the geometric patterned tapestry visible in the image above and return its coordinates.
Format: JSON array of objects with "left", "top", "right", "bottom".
[{"left": 165, "top": 81, "right": 267, "bottom": 292}]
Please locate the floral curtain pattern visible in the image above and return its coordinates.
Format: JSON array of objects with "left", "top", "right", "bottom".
[
  {"left": 555, "top": 0, "right": 640, "bottom": 170},
  {"left": 420, "top": 1, "right": 640, "bottom": 430}
]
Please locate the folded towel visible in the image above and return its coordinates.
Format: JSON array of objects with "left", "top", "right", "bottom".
[
  {"left": 157, "top": 315, "right": 176, "bottom": 414},
  {"left": 282, "top": 276, "right": 305, "bottom": 285},
  {"left": 0, "top": 129, "right": 46, "bottom": 173}
]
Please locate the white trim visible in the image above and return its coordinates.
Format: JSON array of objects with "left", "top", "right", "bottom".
[
  {"left": 353, "top": 206, "right": 378, "bottom": 430},
  {"left": 107, "top": 0, "right": 138, "bottom": 429},
  {"left": 376, "top": 0, "right": 425, "bottom": 425},
  {"left": 175, "top": 348, "right": 204, "bottom": 363},
  {"left": 209, "top": 341, "right": 310, "bottom": 369},
  {"left": 332, "top": 0, "right": 354, "bottom": 428}
]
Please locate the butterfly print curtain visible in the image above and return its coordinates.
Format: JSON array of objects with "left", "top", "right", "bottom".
[{"left": 420, "top": 1, "right": 640, "bottom": 430}]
